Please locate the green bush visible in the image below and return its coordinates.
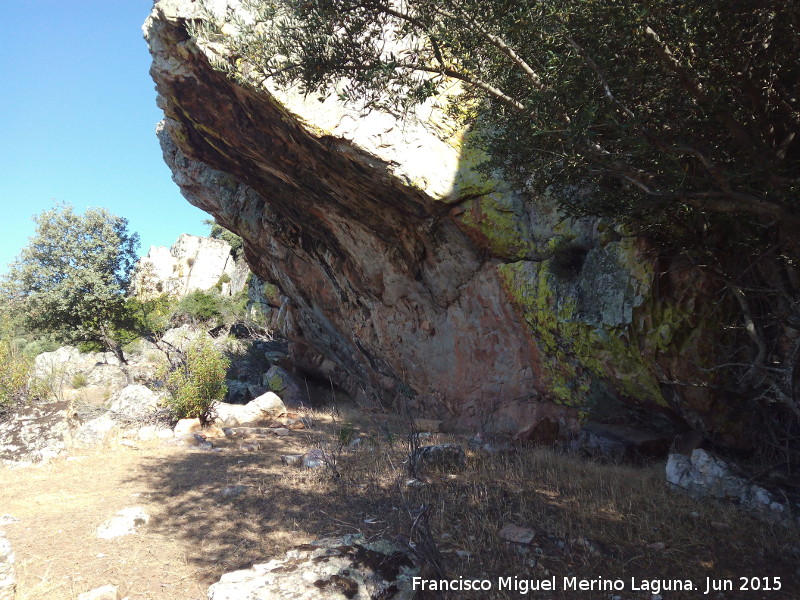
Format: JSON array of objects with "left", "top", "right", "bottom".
[
  {"left": 0, "top": 340, "right": 40, "bottom": 414},
  {"left": 174, "top": 290, "right": 222, "bottom": 323},
  {"left": 160, "top": 337, "right": 229, "bottom": 423}
]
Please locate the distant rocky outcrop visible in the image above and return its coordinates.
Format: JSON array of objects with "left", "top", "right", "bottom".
[
  {"left": 132, "top": 233, "right": 249, "bottom": 299},
  {"left": 144, "top": 1, "right": 742, "bottom": 446}
]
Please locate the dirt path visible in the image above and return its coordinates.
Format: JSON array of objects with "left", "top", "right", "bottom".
[{"left": 0, "top": 429, "right": 325, "bottom": 600}]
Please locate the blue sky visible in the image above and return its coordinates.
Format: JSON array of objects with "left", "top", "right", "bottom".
[{"left": 0, "top": 0, "right": 210, "bottom": 274}]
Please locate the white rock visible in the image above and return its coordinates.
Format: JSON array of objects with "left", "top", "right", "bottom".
[
  {"left": 174, "top": 418, "right": 202, "bottom": 437},
  {"left": 72, "top": 414, "right": 120, "bottom": 449},
  {"left": 213, "top": 392, "right": 286, "bottom": 427},
  {"left": 76, "top": 584, "right": 119, "bottom": 600},
  {"left": 132, "top": 233, "right": 245, "bottom": 299},
  {"left": 0, "top": 531, "right": 15, "bottom": 600},
  {"left": 96, "top": 507, "right": 150, "bottom": 539},
  {"left": 106, "top": 385, "right": 161, "bottom": 419}
]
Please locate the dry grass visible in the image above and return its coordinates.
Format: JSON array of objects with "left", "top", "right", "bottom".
[{"left": 1, "top": 402, "right": 798, "bottom": 599}]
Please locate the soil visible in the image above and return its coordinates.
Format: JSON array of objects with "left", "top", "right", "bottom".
[{"left": 0, "top": 426, "right": 332, "bottom": 600}]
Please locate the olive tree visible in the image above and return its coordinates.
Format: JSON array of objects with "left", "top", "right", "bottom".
[{"left": 2, "top": 204, "right": 140, "bottom": 363}]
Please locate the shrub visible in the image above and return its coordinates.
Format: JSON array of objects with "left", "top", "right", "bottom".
[
  {"left": 160, "top": 337, "right": 229, "bottom": 423},
  {"left": 174, "top": 290, "right": 222, "bottom": 323},
  {"left": 0, "top": 340, "right": 40, "bottom": 415}
]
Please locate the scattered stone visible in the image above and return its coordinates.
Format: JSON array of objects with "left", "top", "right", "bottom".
[
  {"left": 281, "top": 454, "right": 303, "bottom": 466},
  {"left": 467, "top": 432, "right": 514, "bottom": 454},
  {"left": 407, "top": 444, "right": 466, "bottom": 475},
  {"left": 207, "top": 534, "right": 418, "bottom": 600},
  {"left": 499, "top": 524, "right": 536, "bottom": 545},
  {"left": 96, "top": 507, "right": 150, "bottom": 539},
  {"left": 303, "top": 449, "right": 327, "bottom": 469},
  {"left": 76, "top": 585, "right": 119, "bottom": 600},
  {"left": 413, "top": 418, "right": 442, "bottom": 433},
  {"left": 404, "top": 478, "right": 425, "bottom": 488},
  {"left": 239, "top": 442, "right": 260, "bottom": 452},
  {"left": 221, "top": 485, "right": 251, "bottom": 498},
  {"left": 271, "top": 427, "right": 290, "bottom": 437},
  {"left": 0, "top": 531, "right": 15, "bottom": 600},
  {"left": 0, "top": 517, "right": 17, "bottom": 527}
]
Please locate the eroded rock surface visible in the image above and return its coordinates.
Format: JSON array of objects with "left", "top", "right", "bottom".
[
  {"left": 666, "top": 449, "right": 799, "bottom": 524},
  {"left": 144, "top": 0, "right": 738, "bottom": 441},
  {"left": 133, "top": 233, "right": 246, "bottom": 298},
  {"left": 0, "top": 402, "right": 70, "bottom": 466},
  {"left": 207, "top": 535, "right": 418, "bottom": 600}
]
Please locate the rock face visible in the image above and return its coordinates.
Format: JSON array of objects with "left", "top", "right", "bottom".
[
  {"left": 144, "top": 1, "right": 736, "bottom": 441},
  {"left": 0, "top": 530, "right": 15, "bottom": 600},
  {"left": 207, "top": 535, "right": 418, "bottom": 600},
  {"left": 133, "top": 233, "right": 247, "bottom": 298},
  {"left": 0, "top": 402, "right": 71, "bottom": 465}
]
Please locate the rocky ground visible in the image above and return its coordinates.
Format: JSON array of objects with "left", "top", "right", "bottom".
[{"left": 1, "top": 394, "right": 799, "bottom": 599}]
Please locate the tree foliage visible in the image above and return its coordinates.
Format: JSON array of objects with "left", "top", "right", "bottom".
[
  {"left": 195, "top": 0, "right": 799, "bottom": 233},
  {"left": 1, "top": 204, "right": 140, "bottom": 362}
]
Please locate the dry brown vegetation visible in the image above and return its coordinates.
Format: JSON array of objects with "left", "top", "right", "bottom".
[{"left": 1, "top": 403, "right": 798, "bottom": 599}]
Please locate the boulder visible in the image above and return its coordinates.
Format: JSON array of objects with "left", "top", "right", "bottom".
[
  {"left": 207, "top": 535, "right": 418, "bottom": 600},
  {"left": 225, "top": 380, "right": 266, "bottom": 404},
  {"left": 72, "top": 414, "right": 120, "bottom": 449},
  {"left": 96, "top": 507, "right": 150, "bottom": 539},
  {"left": 85, "top": 364, "right": 129, "bottom": 393},
  {"left": 263, "top": 366, "right": 305, "bottom": 406},
  {"left": 408, "top": 444, "right": 466, "bottom": 475},
  {"left": 106, "top": 384, "right": 161, "bottom": 419},
  {"left": 666, "top": 449, "right": 796, "bottom": 522},
  {"left": 34, "top": 346, "right": 121, "bottom": 382},
  {"left": 174, "top": 418, "right": 202, "bottom": 437},
  {"left": 0, "top": 531, "right": 15, "bottom": 600},
  {"left": 213, "top": 392, "right": 287, "bottom": 427}
]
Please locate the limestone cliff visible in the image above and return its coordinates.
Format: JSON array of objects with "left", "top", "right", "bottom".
[
  {"left": 133, "top": 233, "right": 248, "bottom": 299},
  {"left": 144, "top": 1, "right": 737, "bottom": 442}
]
